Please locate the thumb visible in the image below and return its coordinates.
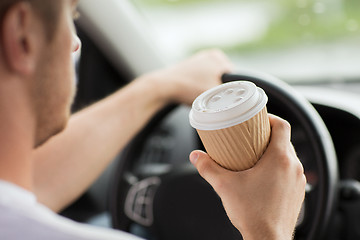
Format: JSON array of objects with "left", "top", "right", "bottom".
[{"left": 189, "top": 150, "right": 228, "bottom": 185}]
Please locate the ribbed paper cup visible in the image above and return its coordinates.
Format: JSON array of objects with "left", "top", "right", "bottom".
[{"left": 189, "top": 81, "right": 271, "bottom": 171}]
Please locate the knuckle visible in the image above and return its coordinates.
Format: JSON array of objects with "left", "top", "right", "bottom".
[
  {"left": 296, "top": 161, "right": 305, "bottom": 177},
  {"left": 301, "top": 173, "right": 307, "bottom": 188},
  {"left": 208, "top": 49, "right": 225, "bottom": 59},
  {"left": 279, "top": 119, "right": 291, "bottom": 131},
  {"left": 208, "top": 48, "right": 222, "bottom": 55},
  {"left": 277, "top": 154, "right": 292, "bottom": 170},
  {"left": 275, "top": 147, "right": 295, "bottom": 170},
  {"left": 276, "top": 147, "right": 306, "bottom": 182},
  {"left": 296, "top": 162, "right": 307, "bottom": 188},
  {"left": 277, "top": 147, "right": 298, "bottom": 171}
]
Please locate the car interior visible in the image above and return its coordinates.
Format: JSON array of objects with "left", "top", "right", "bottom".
[{"left": 61, "top": 0, "right": 360, "bottom": 240}]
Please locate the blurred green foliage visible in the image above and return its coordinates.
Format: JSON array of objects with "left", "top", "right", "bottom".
[
  {"left": 132, "top": 0, "right": 360, "bottom": 53},
  {"left": 245, "top": 0, "right": 360, "bottom": 51}
]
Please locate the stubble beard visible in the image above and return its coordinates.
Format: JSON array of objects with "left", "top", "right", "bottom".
[
  {"left": 33, "top": 101, "right": 71, "bottom": 148},
  {"left": 33, "top": 67, "right": 76, "bottom": 149}
]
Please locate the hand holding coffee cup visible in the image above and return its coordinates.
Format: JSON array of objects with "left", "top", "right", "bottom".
[{"left": 189, "top": 81, "right": 271, "bottom": 171}]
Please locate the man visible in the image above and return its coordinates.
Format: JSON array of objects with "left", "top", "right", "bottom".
[{"left": 0, "top": 0, "right": 306, "bottom": 239}]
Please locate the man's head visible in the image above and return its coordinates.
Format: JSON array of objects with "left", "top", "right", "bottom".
[{"left": 0, "top": 0, "right": 80, "bottom": 147}]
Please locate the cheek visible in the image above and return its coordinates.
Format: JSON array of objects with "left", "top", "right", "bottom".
[
  {"left": 61, "top": 33, "right": 77, "bottom": 83},
  {"left": 50, "top": 48, "right": 76, "bottom": 108},
  {"left": 49, "top": 16, "right": 78, "bottom": 105}
]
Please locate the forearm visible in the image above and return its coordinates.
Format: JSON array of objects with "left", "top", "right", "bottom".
[
  {"left": 33, "top": 49, "right": 233, "bottom": 212},
  {"left": 33, "top": 75, "right": 167, "bottom": 212}
]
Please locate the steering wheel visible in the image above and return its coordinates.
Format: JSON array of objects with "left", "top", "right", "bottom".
[{"left": 109, "top": 72, "right": 338, "bottom": 240}]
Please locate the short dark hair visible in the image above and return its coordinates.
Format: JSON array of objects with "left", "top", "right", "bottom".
[{"left": 0, "top": 0, "right": 61, "bottom": 40}]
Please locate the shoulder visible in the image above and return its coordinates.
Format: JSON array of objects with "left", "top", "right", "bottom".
[{"left": 0, "top": 203, "right": 143, "bottom": 240}]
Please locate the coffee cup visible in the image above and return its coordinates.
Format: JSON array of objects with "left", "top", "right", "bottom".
[{"left": 189, "top": 81, "right": 271, "bottom": 171}]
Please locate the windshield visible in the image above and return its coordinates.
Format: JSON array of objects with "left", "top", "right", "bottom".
[{"left": 131, "top": 0, "right": 360, "bottom": 84}]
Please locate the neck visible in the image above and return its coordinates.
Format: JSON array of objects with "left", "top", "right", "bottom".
[{"left": 0, "top": 74, "right": 36, "bottom": 191}]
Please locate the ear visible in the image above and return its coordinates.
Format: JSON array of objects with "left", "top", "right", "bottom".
[{"left": 1, "top": 2, "right": 41, "bottom": 76}]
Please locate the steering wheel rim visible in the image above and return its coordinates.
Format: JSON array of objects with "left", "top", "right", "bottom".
[{"left": 109, "top": 71, "right": 338, "bottom": 240}]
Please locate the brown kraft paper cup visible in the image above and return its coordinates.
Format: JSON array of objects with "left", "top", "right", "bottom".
[
  {"left": 196, "top": 107, "right": 270, "bottom": 171},
  {"left": 189, "top": 81, "right": 271, "bottom": 171}
]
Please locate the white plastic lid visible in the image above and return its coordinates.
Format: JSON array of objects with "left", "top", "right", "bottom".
[{"left": 189, "top": 81, "right": 268, "bottom": 130}]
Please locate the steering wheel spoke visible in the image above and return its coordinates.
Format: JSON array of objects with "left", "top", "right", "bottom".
[{"left": 124, "top": 176, "right": 161, "bottom": 227}]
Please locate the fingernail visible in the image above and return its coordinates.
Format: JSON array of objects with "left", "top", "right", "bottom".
[{"left": 190, "top": 152, "right": 199, "bottom": 165}]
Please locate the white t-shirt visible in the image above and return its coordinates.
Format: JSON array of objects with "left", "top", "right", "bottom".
[{"left": 0, "top": 180, "right": 144, "bottom": 240}]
